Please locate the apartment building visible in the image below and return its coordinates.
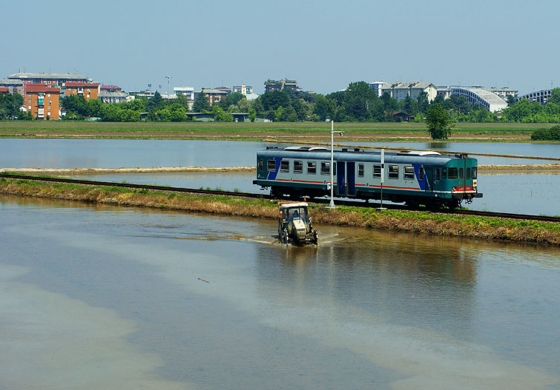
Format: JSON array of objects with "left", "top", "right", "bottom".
[
  {"left": 64, "top": 82, "right": 100, "bottom": 100},
  {"left": 24, "top": 83, "right": 61, "bottom": 120},
  {"left": 264, "top": 79, "right": 300, "bottom": 93}
]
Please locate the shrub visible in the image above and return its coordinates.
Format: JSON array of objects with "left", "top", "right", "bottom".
[{"left": 531, "top": 125, "right": 560, "bottom": 141}]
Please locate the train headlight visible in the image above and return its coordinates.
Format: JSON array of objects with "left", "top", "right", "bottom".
[{"left": 473, "top": 180, "right": 477, "bottom": 187}]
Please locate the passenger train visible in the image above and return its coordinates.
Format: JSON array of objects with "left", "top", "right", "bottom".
[{"left": 254, "top": 146, "right": 482, "bottom": 209}]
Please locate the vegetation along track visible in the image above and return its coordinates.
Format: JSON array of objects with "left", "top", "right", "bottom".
[{"left": 2, "top": 173, "right": 559, "bottom": 224}]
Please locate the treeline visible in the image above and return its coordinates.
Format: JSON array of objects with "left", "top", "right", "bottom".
[{"left": 4, "top": 83, "right": 560, "bottom": 125}]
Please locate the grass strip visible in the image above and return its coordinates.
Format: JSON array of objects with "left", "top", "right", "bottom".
[{"left": 1, "top": 177, "right": 559, "bottom": 246}]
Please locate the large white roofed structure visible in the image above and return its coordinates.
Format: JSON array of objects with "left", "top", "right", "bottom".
[{"left": 450, "top": 87, "right": 508, "bottom": 112}]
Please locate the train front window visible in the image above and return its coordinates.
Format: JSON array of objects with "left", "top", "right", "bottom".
[
  {"left": 442, "top": 168, "right": 447, "bottom": 180},
  {"left": 472, "top": 167, "right": 477, "bottom": 179},
  {"left": 448, "top": 168, "right": 458, "bottom": 179},
  {"left": 267, "top": 160, "right": 276, "bottom": 172},
  {"left": 280, "top": 160, "right": 290, "bottom": 172},
  {"left": 258, "top": 159, "right": 264, "bottom": 170}
]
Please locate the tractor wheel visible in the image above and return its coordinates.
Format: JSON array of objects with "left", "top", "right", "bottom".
[{"left": 282, "top": 229, "right": 289, "bottom": 245}]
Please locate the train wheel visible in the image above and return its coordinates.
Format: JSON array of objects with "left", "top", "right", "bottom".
[
  {"left": 447, "top": 199, "right": 461, "bottom": 210},
  {"left": 406, "top": 200, "right": 420, "bottom": 209}
]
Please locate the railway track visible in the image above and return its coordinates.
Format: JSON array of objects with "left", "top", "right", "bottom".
[{"left": 2, "top": 173, "right": 559, "bottom": 224}]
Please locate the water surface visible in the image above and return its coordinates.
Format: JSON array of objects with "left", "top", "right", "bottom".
[{"left": 1, "top": 196, "right": 559, "bottom": 389}]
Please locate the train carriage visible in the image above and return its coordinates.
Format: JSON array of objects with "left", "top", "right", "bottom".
[{"left": 254, "top": 146, "right": 482, "bottom": 209}]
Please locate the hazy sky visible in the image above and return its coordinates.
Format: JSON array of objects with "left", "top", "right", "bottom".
[{"left": 3, "top": 0, "right": 559, "bottom": 95}]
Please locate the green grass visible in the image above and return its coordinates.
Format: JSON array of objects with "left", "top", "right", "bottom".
[{"left": 0, "top": 120, "right": 553, "bottom": 135}]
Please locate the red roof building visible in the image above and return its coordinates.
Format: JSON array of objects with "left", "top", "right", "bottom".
[
  {"left": 64, "top": 82, "right": 100, "bottom": 100},
  {"left": 24, "top": 83, "right": 61, "bottom": 120}
]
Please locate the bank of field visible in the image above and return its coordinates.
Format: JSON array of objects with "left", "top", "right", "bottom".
[
  {"left": 1, "top": 121, "right": 555, "bottom": 142},
  {"left": 1, "top": 177, "right": 559, "bottom": 246}
]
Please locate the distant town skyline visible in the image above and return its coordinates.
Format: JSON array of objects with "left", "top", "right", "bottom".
[{"left": 3, "top": 0, "right": 559, "bottom": 96}]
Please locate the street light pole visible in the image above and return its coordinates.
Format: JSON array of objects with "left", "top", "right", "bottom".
[{"left": 329, "top": 120, "right": 335, "bottom": 208}]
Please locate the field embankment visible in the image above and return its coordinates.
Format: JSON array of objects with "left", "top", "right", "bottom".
[
  {"left": 1, "top": 177, "right": 559, "bottom": 246},
  {"left": 1, "top": 121, "right": 556, "bottom": 142}
]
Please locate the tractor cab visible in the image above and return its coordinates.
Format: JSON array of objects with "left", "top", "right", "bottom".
[{"left": 278, "top": 202, "right": 318, "bottom": 245}]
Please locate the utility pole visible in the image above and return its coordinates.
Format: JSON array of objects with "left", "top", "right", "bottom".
[{"left": 329, "top": 120, "right": 335, "bottom": 209}]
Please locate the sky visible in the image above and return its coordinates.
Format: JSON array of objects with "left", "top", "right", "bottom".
[{"left": 3, "top": 0, "right": 559, "bottom": 96}]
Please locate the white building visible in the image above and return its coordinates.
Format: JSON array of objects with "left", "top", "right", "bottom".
[
  {"left": 518, "top": 89, "right": 552, "bottom": 105},
  {"left": 174, "top": 86, "right": 194, "bottom": 101},
  {"left": 233, "top": 84, "right": 253, "bottom": 95},
  {"left": 374, "top": 81, "right": 438, "bottom": 102},
  {"left": 98, "top": 91, "right": 128, "bottom": 104},
  {"left": 450, "top": 87, "right": 508, "bottom": 112}
]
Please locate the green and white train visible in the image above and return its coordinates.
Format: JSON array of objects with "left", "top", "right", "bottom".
[{"left": 254, "top": 146, "right": 482, "bottom": 209}]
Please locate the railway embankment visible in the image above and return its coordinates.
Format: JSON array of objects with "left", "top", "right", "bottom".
[
  {"left": 1, "top": 177, "right": 559, "bottom": 246},
  {"left": 1, "top": 164, "right": 559, "bottom": 176}
]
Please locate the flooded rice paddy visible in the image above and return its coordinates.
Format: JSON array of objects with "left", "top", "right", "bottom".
[
  {"left": 1, "top": 195, "right": 559, "bottom": 389},
  {"left": 1, "top": 138, "right": 559, "bottom": 216}
]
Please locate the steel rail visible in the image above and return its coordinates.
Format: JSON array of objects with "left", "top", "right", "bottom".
[{"left": 2, "top": 173, "right": 559, "bottom": 224}]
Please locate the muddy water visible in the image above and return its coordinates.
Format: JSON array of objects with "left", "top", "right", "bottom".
[{"left": 1, "top": 195, "right": 559, "bottom": 389}]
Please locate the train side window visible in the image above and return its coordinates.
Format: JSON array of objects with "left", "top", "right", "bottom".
[
  {"left": 418, "top": 167, "right": 424, "bottom": 181},
  {"left": 442, "top": 168, "right": 447, "bottom": 179},
  {"left": 294, "top": 161, "right": 303, "bottom": 174},
  {"left": 467, "top": 168, "right": 471, "bottom": 179},
  {"left": 388, "top": 165, "right": 399, "bottom": 179},
  {"left": 435, "top": 168, "right": 441, "bottom": 181},
  {"left": 459, "top": 168, "right": 464, "bottom": 179},
  {"left": 358, "top": 164, "right": 364, "bottom": 177},
  {"left": 404, "top": 166, "right": 414, "bottom": 180},
  {"left": 307, "top": 162, "right": 316, "bottom": 174},
  {"left": 373, "top": 164, "right": 381, "bottom": 178},
  {"left": 258, "top": 159, "right": 263, "bottom": 170},
  {"left": 448, "top": 168, "right": 458, "bottom": 179},
  {"left": 472, "top": 167, "right": 477, "bottom": 179},
  {"left": 321, "top": 162, "right": 334, "bottom": 175},
  {"left": 267, "top": 160, "right": 276, "bottom": 172},
  {"left": 280, "top": 160, "right": 290, "bottom": 173}
]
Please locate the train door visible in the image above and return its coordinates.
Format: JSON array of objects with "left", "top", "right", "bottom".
[
  {"left": 423, "top": 166, "right": 434, "bottom": 193},
  {"left": 337, "top": 161, "right": 345, "bottom": 195},
  {"left": 347, "top": 162, "right": 356, "bottom": 196},
  {"left": 460, "top": 158, "right": 467, "bottom": 193}
]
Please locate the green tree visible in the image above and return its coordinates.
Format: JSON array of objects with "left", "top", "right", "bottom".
[
  {"left": 313, "top": 95, "right": 335, "bottom": 121},
  {"left": 62, "top": 95, "right": 88, "bottom": 117},
  {"left": 274, "top": 106, "right": 283, "bottom": 122},
  {"left": 548, "top": 88, "right": 560, "bottom": 105},
  {"left": 417, "top": 91, "right": 429, "bottom": 114},
  {"left": 248, "top": 109, "right": 257, "bottom": 122},
  {"left": 87, "top": 99, "right": 103, "bottom": 117},
  {"left": 147, "top": 91, "right": 165, "bottom": 111},
  {"left": 212, "top": 105, "right": 233, "bottom": 122},
  {"left": 192, "top": 92, "right": 211, "bottom": 112},
  {"left": 261, "top": 90, "right": 290, "bottom": 111},
  {"left": 426, "top": 103, "right": 452, "bottom": 139}
]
